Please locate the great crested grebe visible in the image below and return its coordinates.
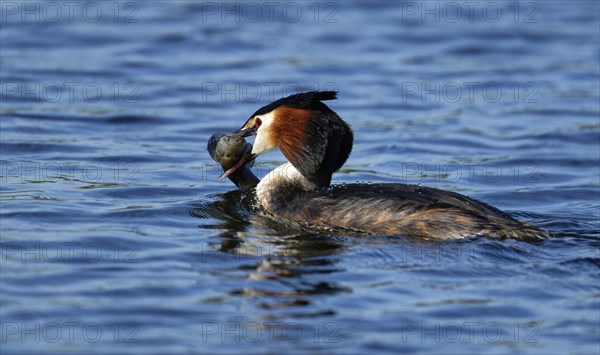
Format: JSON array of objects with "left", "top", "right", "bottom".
[{"left": 216, "top": 91, "right": 548, "bottom": 240}]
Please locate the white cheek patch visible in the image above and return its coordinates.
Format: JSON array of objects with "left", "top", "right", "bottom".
[
  {"left": 250, "top": 111, "right": 277, "bottom": 156},
  {"left": 251, "top": 131, "right": 277, "bottom": 155}
]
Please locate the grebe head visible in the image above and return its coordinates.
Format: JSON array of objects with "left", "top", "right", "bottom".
[{"left": 221, "top": 91, "right": 354, "bottom": 187}]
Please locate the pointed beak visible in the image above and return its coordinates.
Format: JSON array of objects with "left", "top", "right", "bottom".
[{"left": 235, "top": 126, "right": 258, "bottom": 138}]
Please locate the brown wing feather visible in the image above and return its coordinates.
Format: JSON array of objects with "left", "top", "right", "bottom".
[{"left": 266, "top": 183, "right": 547, "bottom": 240}]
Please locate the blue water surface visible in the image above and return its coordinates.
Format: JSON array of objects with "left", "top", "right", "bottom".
[{"left": 1, "top": 1, "right": 599, "bottom": 354}]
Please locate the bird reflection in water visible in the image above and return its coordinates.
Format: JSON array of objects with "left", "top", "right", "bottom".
[{"left": 189, "top": 190, "right": 351, "bottom": 313}]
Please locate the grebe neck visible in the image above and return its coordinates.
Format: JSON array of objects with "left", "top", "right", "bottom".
[{"left": 256, "top": 162, "right": 318, "bottom": 213}]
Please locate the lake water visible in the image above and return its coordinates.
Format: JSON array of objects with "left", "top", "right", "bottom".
[{"left": 1, "top": 1, "right": 599, "bottom": 354}]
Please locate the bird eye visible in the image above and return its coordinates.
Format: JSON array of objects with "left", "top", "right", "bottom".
[{"left": 255, "top": 117, "right": 262, "bottom": 127}]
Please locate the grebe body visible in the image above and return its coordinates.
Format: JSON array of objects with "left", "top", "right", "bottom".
[
  {"left": 215, "top": 91, "right": 547, "bottom": 240},
  {"left": 253, "top": 162, "right": 542, "bottom": 239}
]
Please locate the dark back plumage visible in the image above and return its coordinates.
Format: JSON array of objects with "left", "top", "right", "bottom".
[{"left": 263, "top": 182, "right": 549, "bottom": 240}]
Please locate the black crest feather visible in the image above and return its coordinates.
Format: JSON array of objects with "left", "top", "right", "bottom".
[{"left": 252, "top": 91, "right": 338, "bottom": 117}]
